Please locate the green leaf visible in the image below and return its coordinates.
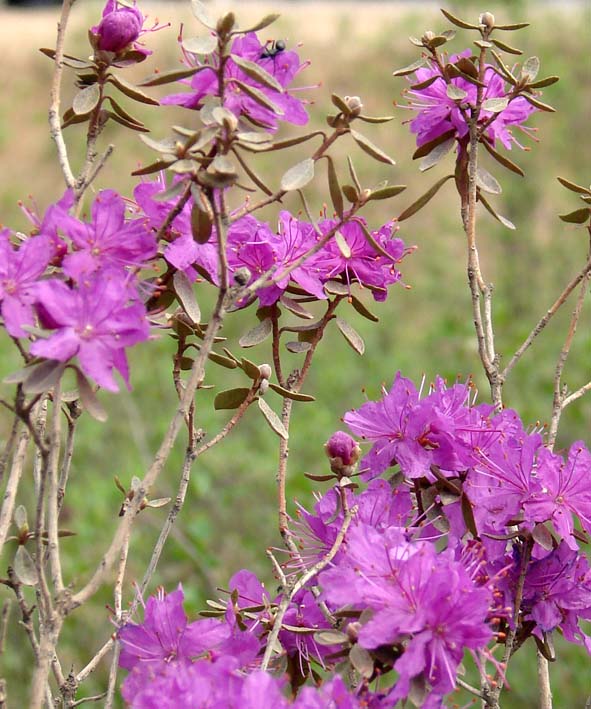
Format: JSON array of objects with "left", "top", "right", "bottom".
[
  {"left": 478, "top": 193, "right": 516, "bottom": 230},
  {"left": 446, "top": 84, "right": 468, "bottom": 101},
  {"left": 228, "top": 79, "right": 282, "bottom": 115},
  {"left": 392, "top": 58, "right": 427, "bottom": 77},
  {"left": 336, "top": 317, "right": 365, "bottom": 355},
  {"left": 481, "top": 140, "right": 524, "bottom": 177},
  {"left": 461, "top": 493, "right": 478, "bottom": 537},
  {"left": 521, "top": 56, "right": 540, "bottom": 82},
  {"left": 494, "top": 22, "right": 530, "bottom": 30},
  {"left": 324, "top": 280, "right": 349, "bottom": 296},
  {"left": 239, "top": 318, "right": 273, "bottom": 348},
  {"left": 419, "top": 138, "right": 454, "bottom": 172},
  {"left": 239, "top": 358, "right": 261, "bottom": 380},
  {"left": 239, "top": 13, "right": 281, "bottom": 33},
  {"left": 247, "top": 131, "right": 324, "bottom": 152},
  {"left": 397, "top": 175, "right": 454, "bottom": 221},
  {"left": 173, "top": 271, "right": 201, "bottom": 324},
  {"left": 14, "top": 505, "right": 28, "bottom": 532},
  {"left": 356, "top": 114, "right": 395, "bottom": 124},
  {"left": 342, "top": 184, "right": 359, "bottom": 203},
  {"left": 39, "top": 47, "right": 95, "bottom": 69},
  {"left": 350, "top": 129, "right": 395, "bottom": 165},
  {"left": 232, "top": 147, "right": 273, "bottom": 196},
  {"left": 334, "top": 230, "right": 351, "bottom": 259},
  {"left": 440, "top": 8, "right": 480, "bottom": 29},
  {"left": 152, "top": 180, "right": 186, "bottom": 202},
  {"left": 104, "top": 110, "right": 149, "bottom": 132},
  {"left": 231, "top": 54, "right": 283, "bottom": 92},
  {"left": 412, "top": 129, "right": 456, "bottom": 160},
  {"left": 280, "top": 158, "right": 315, "bottom": 191},
  {"left": 109, "top": 74, "right": 159, "bottom": 105},
  {"left": 14, "top": 546, "right": 38, "bottom": 586},
  {"left": 522, "top": 94, "right": 556, "bottom": 112},
  {"left": 409, "top": 74, "right": 440, "bottom": 91},
  {"left": 559, "top": 208, "right": 591, "bottom": 224},
  {"left": 258, "top": 397, "right": 288, "bottom": 440},
  {"left": 482, "top": 97, "right": 509, "bottom": 113},
  {"left": 268, "top": 383, "right": 315, "bottom": 402},
  {"left": 214, "top": 387, "right": 251, "bottom": 410},
  {"left": 314, "top": 630, "right": 348, "bottom": 646},
  {"left": 22, "top": 359, "right": 66, "bottom": 395},
  {"left": 75, "top": 369, "right": 107, "bottom": 422},
  {"left": 279, "top": 295, "right": 315, "bottom": 320},
  {"left": 528, "top": 76, "right": 559, "bottom": 89},
  {"left": 207, "top": 351, "right": 238, "bottom": 369},
  {"left": 182, "top": 34, "right": 217, "bottom": 55},
  {"left": 139, "top": 66, "right": 207, "bottom": 87},
  {"left": 367, "top": 184, "right": 407, "bottom": 200},
  {"left": 131, "top": 159, "right": 176, "bottom": 176},
  {"left": 190, "top": 0, "right": 215, "bottom": 28},
  {"left": 476, "top": 166, "right": 502, "bottom": 195},
  {"left": 104, "top": 96, "right": 145, "bottom": 127},
  {"left": 190, "top": 199, "right": 213, "bottom": 244},
  {"left": 326, "top": 156, "right": 344, "bottom": 220},
  {"left": 349, "top": 645, "right": 374, "bottom": 679},
  {"left": 490, "top": 51, "right": 518, "bottom": 86},
  {"left": 285, "top": 341, "right": 311, "bottom": 354},
  {"left": 491, "top": 38, "right": 522, "bottom": 56},
  {"left": 72, "top": 83, "right": 100, "bottom": 115},
  {"left": 351, "top": 295, "right": 379, "bottom": 322},
  {"left": 557, "top": 177, "right": 591, "bottom": 195},
  {"left": 347, "top": 156, "right": 362, "bottom": 192}
]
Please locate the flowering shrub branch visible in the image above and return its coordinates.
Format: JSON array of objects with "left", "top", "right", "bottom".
[{"left": 0, "top": 2, "right": 589, "bottom": 708}]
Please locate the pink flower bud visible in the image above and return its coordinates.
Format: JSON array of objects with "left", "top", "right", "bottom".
[
  {"left": 325, "top": 431, "right": 361, "bottom": 474},
  {"left": 95, "top": 5, "right": 143, "bottom": 53}
]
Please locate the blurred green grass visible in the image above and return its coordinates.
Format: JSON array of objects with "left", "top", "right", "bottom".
[{"left": 0, "top": 1, "right": 590, "bottom": 706}]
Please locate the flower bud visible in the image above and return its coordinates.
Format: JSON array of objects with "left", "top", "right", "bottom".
[
  {"left": 95, "top": 5, "right": 143, "bottom": 53},
  {"left": 216, "top": 12, "right": 236, "bottom": 37},
  {"left": 258, "top": 363, "right": 272, "bottom": 381},
  {"left": 344, "top": 95, "right": 363, "bottom": 117},
  {"left": 422, "top": 30, "right": 435, "bottom": 43},
  {"left": 325, "top": 431, "right": 361, "bottom": 476},
  {"left": 479, "top": 12, "right": 495, "bottom": 29}
]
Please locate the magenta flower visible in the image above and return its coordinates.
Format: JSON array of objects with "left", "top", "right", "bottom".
[
  {"left": 162, "top": 33, "right": 309, "bottom": 130},
  {"left": 522, "top": 542, "right": 591, "bottom": 652},
  {"left": 0, "top": 230, "right": 51, "bottom": 338},
  {"left": 317, "top": 218, "right": 409, "bottom": 301},
  {"left": 59, "top": 190, "right": 156, "bottom": 281},
  {"left": 406, "top": 51, "right": 536, "bottom": 150},
  {"left": 524, "top": 442, "right": 591, "bottom": 547},
  {"left": 119, "top": 585, "right": 230, "bottom": 671},
  {"left": 30, "top": 273, "right": 149, "bottom": 391},
  {"left": 91, "top": 0, "right": 164, "bottom": 58}
]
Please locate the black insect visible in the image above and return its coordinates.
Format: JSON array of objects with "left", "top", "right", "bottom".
[{"left": 260, "top": 39, "right": 286, "bottom": 60}]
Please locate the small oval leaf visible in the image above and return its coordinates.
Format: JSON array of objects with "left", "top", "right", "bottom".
[
  {"left": 182, "top": 34, "right": 217, "bottom": 55},
  {"left": 214, "top": 387, "right": 251, "bottom": 410},
  {"left": 476, "top": 166, "right": 502, "bottom": 195},
  {"left": 336, "top": 317, "right": 365, "bottom": 355},
  {"left": 14, "top": 546, "right": 38, "bottom": 586},
  {"left": 72, "top": 83, "right": 100, "bottom": 115},
  {"left": 239, "top": 318, "right": 273, "bottom": 348},
  {"left": 173, "top": 271, "right": 201, "bottom": 324},
  {"left": 280, "top": 159, "right": 315, "bottom": 192},
  {"left": 75, "top": 369, "right": 108, "bottom": 422},
  {"left": 350, "top": 130, "right": 395, "bottom": 165},
  {"left": 258, "top": 397, "right": 288, "bottom": 440},
  {"left": 397, "top": 175, "right": 454, "bottom": 221}
]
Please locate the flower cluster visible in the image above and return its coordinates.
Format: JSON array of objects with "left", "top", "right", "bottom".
[
  {"left": 162, "top": 32, "right": 310, "bottom": 130},
  {"left": 117, "top": 373, "right": 591, "bottom": 707},
  {"left": 405, "top": 50, "right": 536, "bottom": 150},
  {"left": 135, "top": 178, "right": 412, "bottom": 306},
  {"left": 1, "top": 190, "right": 154, "bottom": 390}
]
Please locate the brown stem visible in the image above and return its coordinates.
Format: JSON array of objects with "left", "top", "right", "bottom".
[
  {"left": 48, "top": 0, "right": 77, "bottom": 189},
  {"left": 261, "top": 487, "right": 355, "bottom": 670}
]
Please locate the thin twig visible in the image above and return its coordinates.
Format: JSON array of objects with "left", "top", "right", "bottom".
[
  {"left": 537, "top": 649, "right": 553, "bottom": 709},
  {"left": 0, "top": 414, "right": 20, "bottom": 486},
  {"left": 260, "top": 488, "right": 354, "bottom": 671},
  {"left": 46, "top": 378, "right": 64, "bottom": 594},
  {"left": 0, "top": 426, "right": 30, "bottom": 554},
  {"left": 501, "top": 258, "right": 591, "bottom": 383},
  {"left": 48, "top": 0, "right": 77, "bottom": 188}
]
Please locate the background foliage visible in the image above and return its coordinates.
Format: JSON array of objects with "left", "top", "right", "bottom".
[{"left": 0, "top": 1, "right": 589, "bottom": 705}]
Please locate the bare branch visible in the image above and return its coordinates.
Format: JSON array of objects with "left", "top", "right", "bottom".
[{"left": 48, "top": 0, "right": 77, "bottom": 188}]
